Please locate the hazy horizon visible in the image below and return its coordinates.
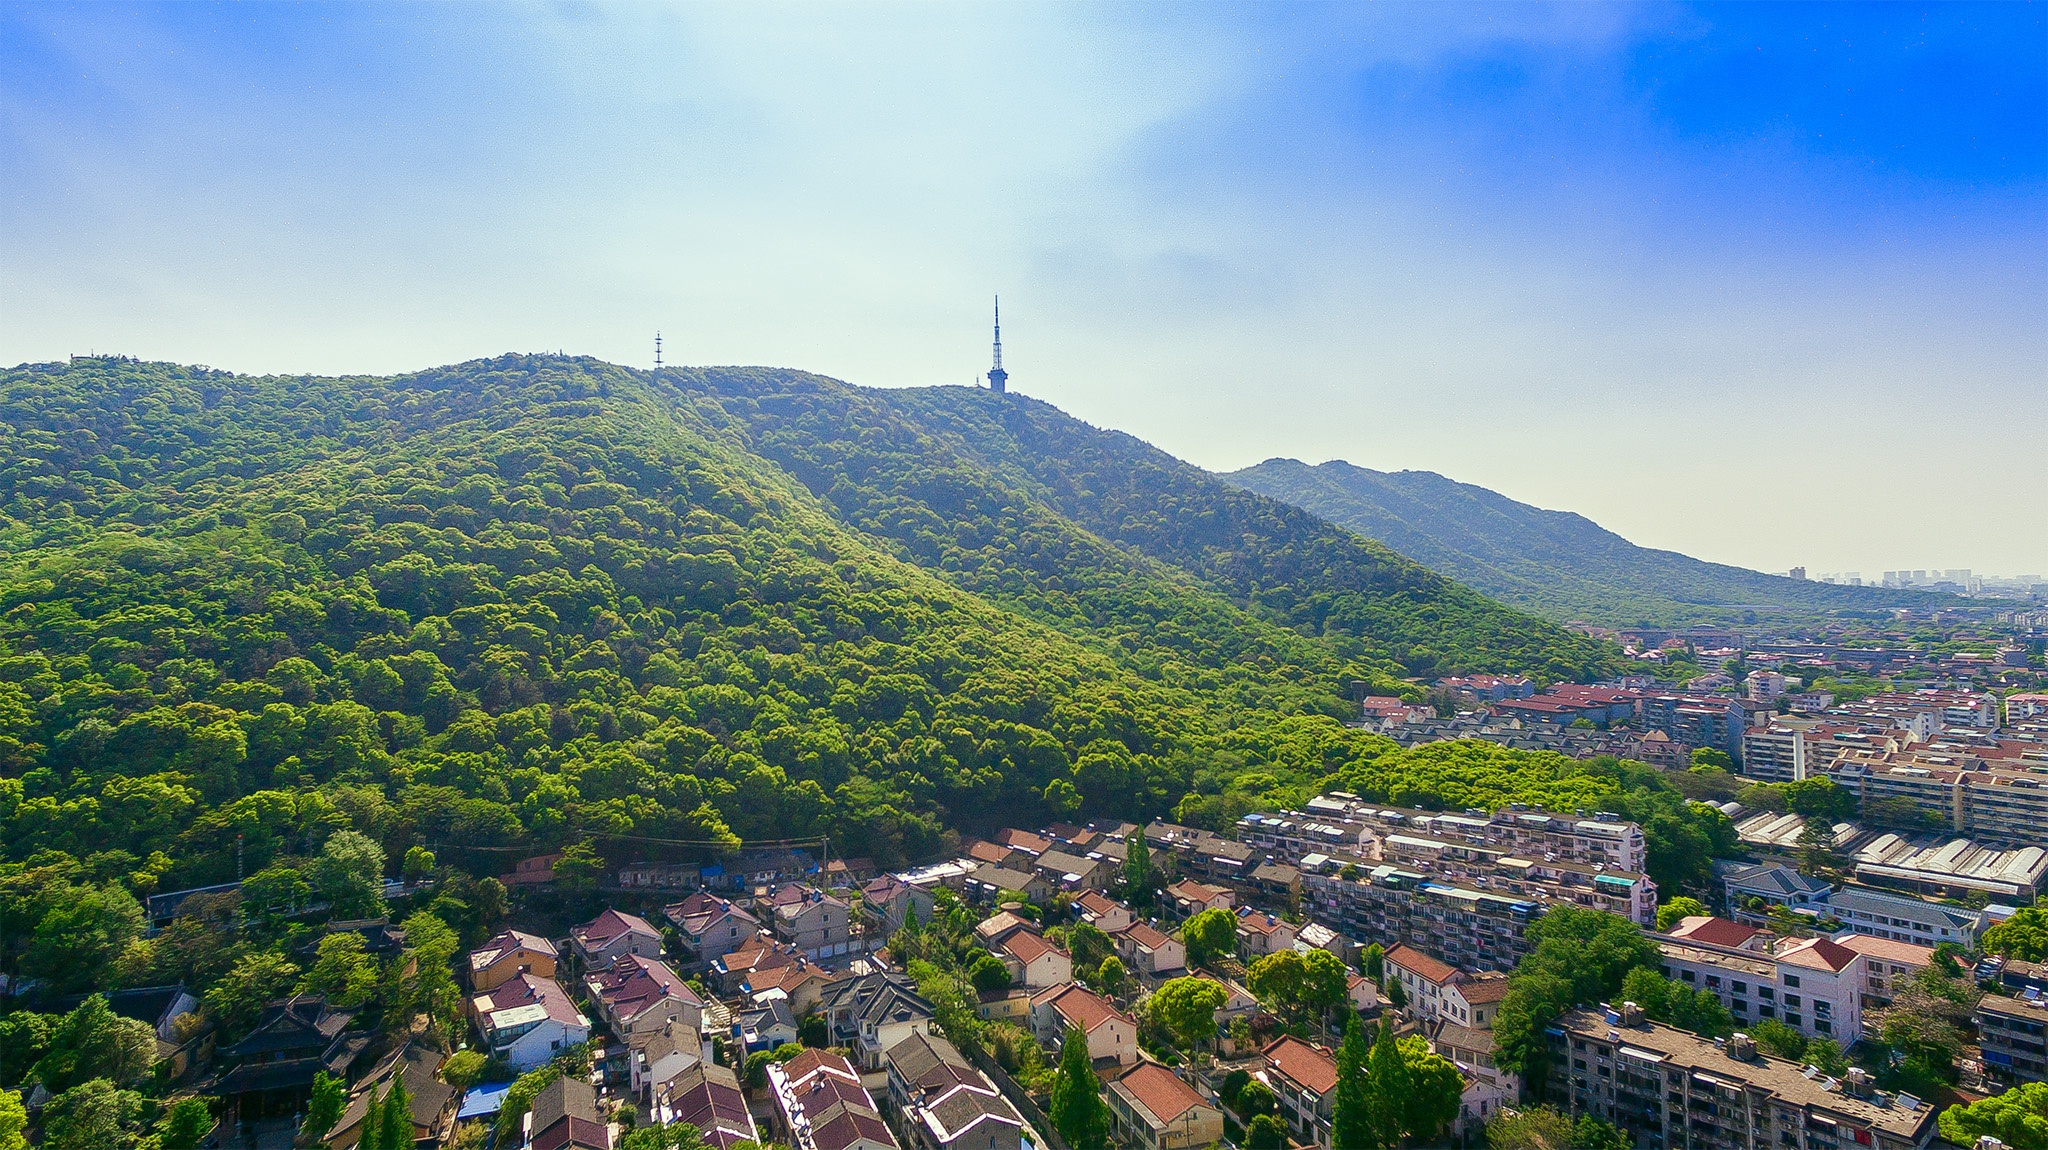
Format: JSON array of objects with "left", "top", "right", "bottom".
[{"left": 4, "top": 2, "right": 2042, "bottom": 575}]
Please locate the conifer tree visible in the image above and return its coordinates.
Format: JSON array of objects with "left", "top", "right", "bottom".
[
  {"left": 1366, "top": 1018, "right": 1411, "bottom": 1149},
  {"left": 1332, "top": 1013, "right": 1373, "bottom": 1150},
  {"left": 379, "top": 1074, "right": 412, "bottom": 1150},
  {"left": 1049, "top": 1025, "right": 1109, "bottom": 1149}
]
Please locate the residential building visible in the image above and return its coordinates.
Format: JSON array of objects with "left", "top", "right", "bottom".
[
  {"left": 1722, "top": 864, "right": 1835, "bottom": 921},
  {"left": 996, "top": 931, "right": 1072, "bottom": 990},
  {"left": 1825, "top": 886, "right": 1989, "bottom": 949},
  {"left": 993, "top": 828, "right": 1052, "bottom": 857},
  {"left": 656, "top": 1062, "right": 758, "bottom": 1150},
  {"left": 469, "top": 929, "right": 560, "bottom": 993},
  {"left": 1243, "top": 797, "right": 1648, "bottom": 875},
  {"left": 618, "top": 861, "right": 701, "bottom": 890},
  {"left": 765, "top": 1048, "right": 899, "bottom": 1150},
  {"left": 965, "top": 864, "right": 1052, "bottom": 905},
  {"left": 472, "top": 974, "right": 591, "bottom": 1072},
  {"left": 734, "top": 999, "right": 801, "bottom": 1053},
  {"left": 883, "top": 1032, "right": 1024, "bottom": 1150},
  {"left": 860, "top": 876, "right": 935, "bottom": 934},
  {"left": 1294, "top": 921, "right": 1357, "bottom": 966},
  {"left": 1655, "top": 930, "right": 1863, "bottom": 1042},
  {"left": 1258, "top": 1035, "right": 1337, "bottom": 1150},
  {"left": 772, "top": 886, "right": 854, "bottom": 959},
  {"left": 1074, "top": 891, "right": 1134, "bottom": 934},
  {"left": 1546, "top": 1007, "right": 1939, "bottom": 1150},
  {"left": 815, "top": 972, "right": 936, "bottom": 1075},
  {"left": 569, "top": 909, "right": 662, "bottom": 969},
  {"left": 1033, "top": 849, "right": 1111, "bottom": 891},
  {"left": 1029, "top": 983, "right": 1136, "bottom": 1066},
  {"left": 1384, "top": 945, "right": 1509, "bottom": 1027},
  {"left": 499, "top": 853, "right": 562, "bottom": 889},
  {"left": 1112, "top": 921, "right": 1187, "bottom": 978},
  {"left": 629, "top": 1018, "right": 707, "bottom": 1101},
  {"left": 524, "top": 1075, "right": 611, "bottom": 1150},
  {"left": 1236, "top": 907, "right": 1297, "bottom": 956},
  {"left": 1831, "top": 935, "right": 1934, "bottom": 1012},
  {"left": 1165, "top": 879, "right": 1234, "bottom": 917},
  {"left": 971, "top": 911, "right": 1037, "bottom": 949},
  {"left": 666, "top": 892, "right": 764, "bottom": 969},
  {"left": 585, "top": 953, "right": 703, "bottom": 1042},
  {"left": 1108, "top": 1062, "right": 1225, "bottom": 1150},
  {"left": 1976, "top": 993, "right": 2048, "bottom": 1084},
  {"left": 1301, "top": 860, "right": 1542, "bottom": 974},
  {"left": 1429, "top": 1022, "right": 1516, "bottom": 1138}
]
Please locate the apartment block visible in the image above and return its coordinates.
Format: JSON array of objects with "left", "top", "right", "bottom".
[
  {"left": 1547, "top": 1007, "right": 1939, "bottom": 1150},
  {"left": 1975, "top": 993, "right": 2048, "bottom": 1085},
  {"left": 1242, "top": 795, "right": 1647, "bottom": 874},
  {"left": 1300, "top": 859, "right": 1541, "bottom": 974},
  {"left": 1655, "top": 930, "right": 1863, "bottom": 1043}
]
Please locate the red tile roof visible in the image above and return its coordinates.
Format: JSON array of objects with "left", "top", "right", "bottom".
[
  {"left": 1115, "top": 1062, "right": 1207, "bottom": 1126},
  {"left": 1385, "top": 944, "right": 1456, "bottom": 986},
  {"left": 1665, "top": 916, "right": 1762, "bottom": 950},
  {"left": 1033, "top": 983, "right": 1127, "bottom": 1034},
  {"left": 1776, "top": 936, "right": 1860, "bottom": 974},
  {"left": 1262, "top": 1035, "right": 1338, "bottom": 1095}
]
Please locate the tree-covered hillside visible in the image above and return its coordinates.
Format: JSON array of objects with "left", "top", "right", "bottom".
[
  {"left": 0, "top": 356, "right": 1613, "bottom": 904},
  {"left": 1226, "top": 457, "right": 1956, "bottom": 627},
  {"left": 676, "top": 370, "right": 1617, "bottom": 683}
]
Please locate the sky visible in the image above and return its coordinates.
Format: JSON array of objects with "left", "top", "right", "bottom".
[{"left": 3, "top": 2, "right": 2044, "bottom": 577}]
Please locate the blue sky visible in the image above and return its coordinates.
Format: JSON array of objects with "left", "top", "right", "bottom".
[{"left": 3, "top": 2, "right": 2043, "bottom": 575}]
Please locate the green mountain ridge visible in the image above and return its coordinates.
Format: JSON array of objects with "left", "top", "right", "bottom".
[
  {"left": 0, "top": 355, "right": 1614, "bottom": 887},
  {"left": 1224, "top": 457, "right": 1956, "bottom": 627}
]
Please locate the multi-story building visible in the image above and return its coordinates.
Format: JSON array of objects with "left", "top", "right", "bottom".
[
  {"left": 666, "top": 892, "right": 763, "bottom": 970},
  {"left": 1244, "top": 796, "right": 1647, "bottom": 875},
  {"left": 1722, "top": 864, "right": 1835, "bottom": 922},
  {"left": 1831, "top": 935, "right": 1933, "bottom": 1013},
  {"left": 769, "top": 886, "right": 854, "bottom": 960},
  {"left": 1028, "top": 983, "right": 1136, "bottom": 1066},
  {"left": 1638, "top": 693, "right": 1747, "bottom": 764},
  {"left": 883, "top": 1032, "right": 1024, "bottom": 1150},
  {"left": 1257, "top": 1036, "right": 1337, "bottom": 1150},
  {"left": 1975, "top": 993, "right": 2048, "bottom": 1084},
  {"left": 1107, "top": 1062, "right": 1225, "bottom": 1150},
  {"left": 1300, "top": 859, "right": 1541, "bottom": 973},
  {"left": 1830, "top": 753, "right": 2048, "bottom": 853},
  {"left": 468, "top": 929, "right": 558, "bottom": 993},
  {"left": 569, "top": 909, "right": 663, "bottom": 970},
  {"left": 1655, "top": 929, "right": 1862, "bottom": 1042},
  {"left": 471, "top": 974, "right": 590, "bottom": 1072},
  {"left": 764, "top": 1048, "right": 898, "bottom": 1150},
  {"left": 1741, "top": 720, "right": 1870, "bottom": 783},
  {"left": 1821, "top": 887, "right": 1988, "bottom": 950},
  {"left": 1547, "top": 1007, "right": 1940, "bottom": 1150},
  {"left": 655, "top": 1062, "right": 758, "bottom": 1150}
]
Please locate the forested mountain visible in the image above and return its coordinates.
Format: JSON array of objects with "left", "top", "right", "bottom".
[
  {"left": 1225, "top": 458, "right": 1954, "bottom": 627},
  {"left": 0, "top": 356, "right": 1611, "bottom": 884}
]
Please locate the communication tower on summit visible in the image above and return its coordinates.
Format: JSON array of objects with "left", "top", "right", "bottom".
[
  {"left": 986, "top": 297, "right": 1008, "bottom": 393},
  {"left": 654, "top": 331, "right": 663, "bottom": 373}
]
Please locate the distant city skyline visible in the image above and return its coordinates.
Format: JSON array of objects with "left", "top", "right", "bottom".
[{"left": 2, "top": 2, "right": 2041, "bottom": 575}]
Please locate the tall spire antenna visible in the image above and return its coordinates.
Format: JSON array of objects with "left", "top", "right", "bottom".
[
  {"left": 654, "top": 331, "right": 663, "bottom": 373},
  {"left": 986, "top": 296, "right": 1008, "bottom": 393}
]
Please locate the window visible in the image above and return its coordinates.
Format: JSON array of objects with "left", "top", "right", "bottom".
[
  {"left": 1784, "top": 975, "right": 1801, "bottom": 988},
  {"left": 1734, "top": 982, "right": 1749, "bottom": 994},
  {"left": 1785, "top": 995, "right": 1801, "bottom": 1008}
]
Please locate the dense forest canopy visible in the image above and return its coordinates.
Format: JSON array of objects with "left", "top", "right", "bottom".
[{"left": 0, "top": 356, "right": 1642, "bottom": 924}]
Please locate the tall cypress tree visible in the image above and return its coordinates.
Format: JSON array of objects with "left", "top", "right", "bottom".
[
  {"left": 1365, "top": 1018, "right": 1412, "bottom": 1149},
  {"left": 379, "top": 1074, "right": 412, "bottom": 1150},
  {"left": 1123, "top": 835, "right": 1152, "bottom": 906},
  {"left": 1049, "top": 1025, "right": 1110, "bottom": 1149},
  {"left": 1332, "top": 1013, "right": 1374, "bottom": 1150},
  {"left": 359, "top": 1086, "right": 387, "bottom": 1150}
]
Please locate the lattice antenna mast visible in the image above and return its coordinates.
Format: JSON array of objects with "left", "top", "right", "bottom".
[
  {"left": 986, "top": 296, "right": 1009, "bottom": 393},
  {"left": 654, "top": 331, "right": 663, "bottom": 373}
]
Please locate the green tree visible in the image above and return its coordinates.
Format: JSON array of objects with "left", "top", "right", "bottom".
[
  {"left": 1983, "top": 907, "right": 2048, "bottom": 962},
  {"left": 968, "top": 954, "right": 1012, "bottom": 994},
  {"left": 306, "top": 1071, "right": 346, "bottom": 1140},
  {"left": 300, "top": 932, "right": 380, "bottom": 1008},
  {"left": 1123, "top": 836, "right": 1153, "bottom": 906},
  {"left": 1364, "top": 1018, "right": 1411, "bottom": 1149},
  {"left": 1049, "top": 1025, "right": 1110, "bottom": 1150},
  {"left": 31, "top": 996, "right": 157, "bottom": 1093},
  {"left": 42, "top": 1079, "right": 144, "bottom": 1150},
  {"left": 1571, "top": 1114, "right": 1627, "bottom": 1150},
  {"left": 154, "top": 1098, "right": 214, "bottom": 1150},
  {"left": 399, "top": 911, "right": 464, "bottom": 1036},
  {"left": 1362, "top": 942, "right": 1384, "bottom": 982},
  {"left": 1096, "top": 955, "right": 1126, "bottom": 998},
  {"left": 1299, "top": 948, "right": 1352, "bottom": 1036},
  {"left": 23, "top": 885, "right": 145, "bottom": 996},
  {"left": 1744, "top": 1018, "right": 1806, "bottom": 1061},
  {"left": 1486, "top": 1107, "right": 1573, "bottom": 1150},
  {"left": 1494, "top": 907, "right": 1659, "bottom": 1080},
  {"left": 1151, "top": 976, "right": 1228, "bottom": 1055},
  {"left": 0, "top": 1089, "right": 25, "bottom": 1150},
  {"left": 378, "top": 1073, "right": 413, "bottom": 1150},
  {"left": 1655, "top": 897, "right": 1707, "bottom": 931},
  {"left": 1937, "top": 1080, "right": 2048, "bottom": 1150},
  {"left": 311, "top": 830, "right": 387, "bottom": 919},
  {"left": 205, "top": 952, "right": 302, "bottom": 1040},
  {"left": 1398, "top": 1034, "right": 1464, "bottom": 1146},
  {"left": 440, "top": 1051, "right": 488, "bottom": 1091},
  {"left": 1332, "top": 1014, "right": 1373, "bottom": 1150},
  {"left": 1181, "top": 907, "right": 1239, "bottom": 968},
  {"left": 1246, "top": 1113, "right": 1289, "bottom": 1150},
  {"left": 1690, "top": 748, "right": 1734, "bottom": 771},
  {"left": 554, "top": 842, "right": 604, "bottom": 894}
]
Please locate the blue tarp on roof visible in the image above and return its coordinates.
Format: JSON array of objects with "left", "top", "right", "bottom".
[{"left": 457, "top": 1083, "right": 511, "bottom": 1120}]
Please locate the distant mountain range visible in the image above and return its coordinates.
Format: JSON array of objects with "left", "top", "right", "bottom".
[{"left": 1223, "top": 458, "right": 1953, "bottom": 627}]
